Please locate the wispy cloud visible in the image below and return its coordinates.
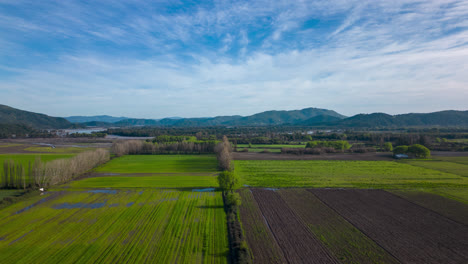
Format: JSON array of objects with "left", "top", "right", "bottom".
[{"left": 0, "top": 0, "right": 467, "bottom": 117}]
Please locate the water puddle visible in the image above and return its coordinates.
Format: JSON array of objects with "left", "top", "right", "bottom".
[
  {"left": 15, "top": 193, "right": 63, "bottom": 214},
  {"left": 126, "top": 202, "right": 134, "bottom": 207},
  {"left": 9, "top": 230, "right": 33, "bottom": 245},
  {"left": 139, "top": 191, "right": 143, "bottom": 195},
  {"left": 192, "top": 188, "right": 215, "bottom": 192},
  {"left": 87, "top": 189, "right": 117, "bottom": 194},
  {"left": 52, "top": 200, "right": 107, "bottom": 209}
]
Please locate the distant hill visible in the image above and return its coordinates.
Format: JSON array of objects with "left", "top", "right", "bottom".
[
  {"left": 0, "top": 104, "right": 73, "bottom": 129},
  {"left": 331, "top": 110, "right": 468, "bottom": 128},
  {"left": 65, "top": 115, "right": 130, "bottom": 123},
  {"left": 3, "top": 104, "right": 466, "bottom": 130},
  {"left": 227, "top": 108, "right": 346, "bottom": 126},
  {"left": 111, "top": 108, "right": 345, "bottom": 127}
]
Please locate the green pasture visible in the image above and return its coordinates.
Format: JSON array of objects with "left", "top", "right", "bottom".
[
  {"left": 434, "top": 156, "right": 468, "bottom": 165},
  {"left": 401, "top": 160, "right": 468, "bottom": 177},
  {"left": 72, "top": 176, "right": 218, "bottom": 188},
  {"left": 236, "top": 144, "right": 305, "bottom": 149},
  {"left": 0, "top": 154, "right": 74, "bottom": 167},
  {"left": 95, "top": 155, "right": 218, "bottom": 173},
  {"left": 24, "top": 146, "right": 94, "bottom": 153},
  {"left": 0, "top": 188, "right": 228, "bottom": 263},
  {"left": 234, "top": 160, "right": 468, "bottom": 189},
  {"left": 0, "top": 144, "right": 23, "bottom": 148},
  {"left": 239, "top": 148, "right": 281, "bottom": 153}
]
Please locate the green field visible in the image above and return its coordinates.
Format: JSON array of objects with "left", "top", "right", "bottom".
[
  {"left": 95, "top": 155, "right": 218, "bottom": 173},
  {"left": 234, "top": 160, "right": 468, "bottom": 189},
  {"left": 0, "top": 154, "right": 74, "bottom": 167},
  {"left": 401, "top": 160, "right": 468, "bottom": 177},
  {"left": 24, "top": 146, "right": 95, "bottom": 153},
  {"left": 236, "top": 144, "right": 305, "bottom": 149},
  {"left": 73, "top": 155, "right": 219, "bottom": 189},
  {"left": 0, "top": 188, "right": 228, "bottom": 263},
  {"left": 0, "top": 154, "right": 228, "bottom": 263},
  {"left": 72, "top": 176, "right": 218, "bottom": 188},
  {"left": 434, "top": 156, "right": 468, "bottom": 165}
]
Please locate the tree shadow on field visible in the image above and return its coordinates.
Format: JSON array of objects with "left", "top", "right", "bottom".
[
  {"left": 197, "top": 205, "right": 224, "bottom": 209},
  {"left": 211, "top": 250, "right": 230, "bottom": 259}
]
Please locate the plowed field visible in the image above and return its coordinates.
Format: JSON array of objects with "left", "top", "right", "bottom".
[{"left": 311, "top": 189, "right": 468, "bottom": 264}]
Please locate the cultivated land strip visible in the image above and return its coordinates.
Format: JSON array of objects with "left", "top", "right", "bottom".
[
  {"left": 310, "top": 189, "right": 468, "bottom": 264},
  {"left": 278, "top": 189, "right": 399, "bottom": 264},
  {"left": 251, "top": 189, "right": 339, "bottom": 264},
  {"left": 390, "top": 190, "right": 468, "bottom": 225},
  {"left": 238, "top": 189, "right": 287, "bottom": 264}
]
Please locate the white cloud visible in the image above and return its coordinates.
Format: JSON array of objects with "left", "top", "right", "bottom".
[{"left": 0, "top": 0, "right": 467, "bottom": 117}]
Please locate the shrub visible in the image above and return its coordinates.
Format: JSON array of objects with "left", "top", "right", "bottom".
[
  {"left": 217, "top": 170, "right": 239, "bottom": 192},
  {"left": 393, "top": 145, "right": 408, "bottom": 155},
  {"left": 408, "top": 144, "right": 431, "bottom": 158},
  {"left": 225, "top": 192, "right": 241, "bottom": 207},
  {"left": 306, "top": 140, "right": 351, "bottom": 152},
  {"left": 384, "top": 142, "right": 393, "bottom": 152}
]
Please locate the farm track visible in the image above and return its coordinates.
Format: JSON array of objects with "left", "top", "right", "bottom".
[
  {"left": 310, "top": 189, "right": 468, "bottom": 264},
  {"left": 238, "top": 189, "right": 287, "bottom": 264},
  {"left": 251, "top": 189, "right": 339, "bottom": 264},
  {"left": 278, "top": 189, "right": 400, "bottom": 264}
]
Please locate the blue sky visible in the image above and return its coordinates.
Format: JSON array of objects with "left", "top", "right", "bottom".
[{"left": 0, "top": 0, "right": 467, "bottom": 118}]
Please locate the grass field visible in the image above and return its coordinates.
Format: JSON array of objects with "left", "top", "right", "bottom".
[
  {"left": 401, "top": 160, "right": 468, "bottom": 177},
  {"left": 236, "top": 144, "right": 305, "bottom": 148},
  {"left": 234, "top": 160, "right": 468, "bottom": 189},
  {"left": 73, "top": 155, "right": 219, "bottom": 188},
  {"left": 0, "top": 188, "right": 228, "bottom": 263},
  {"left": 0, "top": 154, "right": 74, "bottom": 166},
  {"left": 24, "top": 146, "right": 95, "bottom": 153},
  {"left": 95, "top": 155, "right": 218, "bottom": 174},
  {"left": 434, "top": 156, "right": 468, "bottom": 165},
  {"left": 71, "top": 176, "right": 218, "bottom": 188}
]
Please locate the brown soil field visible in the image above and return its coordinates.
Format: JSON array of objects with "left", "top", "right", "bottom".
[
  {"left": 278, "top": 189, "right": 399, "bottom": 264},
  {"left": 390, "top": 190, "right": 468, "bottom": 225},
  {"left": 233, "top": 152, "right": 394, "bottom": 161},
  {"left": 431, "top": 151, "right": 468, "bottom": 157},
  {"left": 238, "top": 189, "right": 287, "bottom": 264},
  {"left": 251, "top": 189, "right": 339, "bottom": 264},
  {"left": 310, "top": 189, "right": 468, "bottom": 264}
]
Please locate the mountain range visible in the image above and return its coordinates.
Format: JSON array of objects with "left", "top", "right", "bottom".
[{"left": 1, "top": 104, "right": 468, "bottom": 130}]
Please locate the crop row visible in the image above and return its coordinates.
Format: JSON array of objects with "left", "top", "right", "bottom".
[{"left": 0, "top": 188, "right": 228, "bottom": 263}]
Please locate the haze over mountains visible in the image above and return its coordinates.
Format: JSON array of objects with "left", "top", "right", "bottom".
[{"left": 1, "top": 104, "right": 468, "bottom": 130}]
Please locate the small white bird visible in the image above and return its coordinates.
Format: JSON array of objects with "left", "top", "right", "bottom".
[{"left": 39, "top": 188, "right": 44, "bottom": 192}]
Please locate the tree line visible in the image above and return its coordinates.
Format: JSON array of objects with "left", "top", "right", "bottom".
[
  {"left": 1, "top": 148, "right": 109, "bottom": 189},
  {"left": 111, "top": 140, "right": 218, "bottom": 156}
]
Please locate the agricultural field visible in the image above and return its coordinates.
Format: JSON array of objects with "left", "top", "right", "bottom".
[
  {"left": 434, "top": 156, "right": 468, "bottom": 165},
  {"left": 74, "top": 155, "right": 219, "bottom": 188},
  {"left": 239, "top": 188, "right": 468, "bottom": 264},
  {"left": 401, "top": 159, "right": 468, "bottom": 177},
  {"left": 94, "top": 155, "right": 218, "bottom": 174},
  {"left": 0, "top": 188, "right": 228, "bottom": 263},
  {"left": 311, "top": 189, "right": 468, "bottom": 264},
  {"left": 0, "top": 154, "right": 75, "bottom": 167},
  {"left": 236, "top": 144, "right": 305, "bottom": 148},
  {"left": 0, "top": 154, "right": 229, "bottom": 263},
  {"left": 234, "top": 160, "right": 468, "bottom": 189},
  {"left": 0, "top": 142, "right": 95, "bottom": 154}
]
